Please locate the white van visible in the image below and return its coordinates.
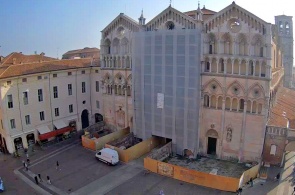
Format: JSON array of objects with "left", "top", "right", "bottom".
[{"left": 95, "top": 148, "right": 119, "bottom": 165}]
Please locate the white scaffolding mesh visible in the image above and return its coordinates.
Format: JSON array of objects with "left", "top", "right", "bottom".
[{"left": 132, "top": 29, "right": 202, "bottom": 155}]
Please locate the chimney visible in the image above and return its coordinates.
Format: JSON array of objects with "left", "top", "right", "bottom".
[{"left": 40, "top": 52, "right": 45, "bottom": 56}]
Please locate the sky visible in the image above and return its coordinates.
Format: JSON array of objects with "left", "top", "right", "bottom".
[{"left": 0, "top": 0, "right": 294, "bottom": 59}]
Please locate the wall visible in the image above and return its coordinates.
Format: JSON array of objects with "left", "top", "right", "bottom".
[
  {"left": 239, "top": 163, "right": 260, "bottom": 186},
  {"left": 262, "top": 126, "right": 286, "bottom": 165},
  {"left": 105, "top": 136, "right": 161, "bottom": 162},
  {"left": 144, "top": 157, "right": 240, "bottom": 192},
  {"left": 82, "top": 127, "right": 130, "bottom": 151}
]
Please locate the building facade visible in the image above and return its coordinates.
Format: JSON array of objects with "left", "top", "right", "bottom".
[
  {"left": 100, "top": 1, "right": 285, "bottom": 162},
  {"left": 0, "top": 53, "right": 102, "bottom": 153}
]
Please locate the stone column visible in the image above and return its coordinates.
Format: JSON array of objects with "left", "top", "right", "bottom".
[
  {"left": 209, "top": 58, "right": 212, "bottom": 73},
  {"left": 259, "top": 61, "right": 262, "bottom": 77},
  {"left": 224, "top": 59, "right": 227, "bottom": 74},
  {"left": 238, "top": 59, "right": 241, "bottom": 75},
  {"left": 231, "top": 59, "right": 234, "bottom": 74},
  {"left": 246, "top": 60, "right": 249, "bottom": 76}
]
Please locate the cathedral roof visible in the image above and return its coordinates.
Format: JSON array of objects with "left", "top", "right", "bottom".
[{"left": 268, "top": 87, "right": 295, "bottom": 129}]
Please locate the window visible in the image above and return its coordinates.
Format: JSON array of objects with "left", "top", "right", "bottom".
[
  {"left": 40, "top": 111, "right": 45, "bottom": 121},
  {"left": 38, "top": 89, "right": 43, "bottom": 102},
  {"left": 54, "top": 108, "right": 59, "bottom": 117},
  {"left": 206, "top": 62, "right": 210, "bottom": 72},
  {"left": 209, "top": 44, "right": 213, "bottom": 54},
  {"left": 204, "top": 95, "right": 209, "bottom": 107},
  {"left": 96, "top": 81, "right": 99, "bottom": 92},
  {"left": 53, "top": 86, "right": 58, "bottom": 98},
  {"left": 53, "top": 74, "right": 57, "bottom": 78},
  {"left": 25, "top": 115, "right": 31, "bottom": 125},
  {"left": 221, "top": 59, "right": 224, "bottom": 72},
  {"left": 270, "top": 144, "right": 277, "bottom": 155},
  {"left": 37, "top": 76, "right": 42, "bottom": 80},
  {"left": 10, "top": 119, "right": 15, "bottom": 129},
  {"left": 22, "top": 78, "right": 27, "bottom": 82},
  {"left": 81, "top": 70, "right": 85, "bottom": 74},
  {"left": 68, "top": 72, "right": 72, "bottom": 76},
  {"left": 7, "top": 81, "right": 11, "bottom": 85},
  {"left": 95, "top": 70, "right": 99, "bottom": 73},
  {"left": 68, "top": 84, "right": 72, "bottom": 96},
  {"left": 96, "top": 101, "right": 100, "bottom": 109},
  {"left": 239, "top": 99, "right": 244, "bottom": 111},
  {"left": 7, "top": 95, "right": 13, "bottom": 108},
  {"left": 69, "top": 104, "right": 73, "bottom": 113},
  {"left": 23, "top": 91, "right": 28, "bottom": 105},
  {"left": 82, "top": 82, "right": 86, "bottom": 93},
  {"left": 260, "top": 47, "right": 263, "bottom": 57}
]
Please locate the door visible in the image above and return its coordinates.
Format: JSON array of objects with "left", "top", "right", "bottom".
[
  {"left": 207, "top": 137, "right": 217, "bottom": 155},
  {"left": 81, "top": 109, "right": 89, "bottom": 129}
]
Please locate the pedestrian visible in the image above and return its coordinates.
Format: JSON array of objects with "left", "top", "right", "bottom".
[
  {"left": 159, "top": 189, "right": 164, "bottom": 195},
  {"left": 250, "top": 178, "right": 253, "bottom": 187},
  {"left": 38, "top": 174, "right": 43, "bottom": 182},
  {"left": 27, "top": 158, "right": 30, "bottom": 165},
  {"left": 56, "top": 161, "right": 60, "bottom": 170},
  {"left": 22, "top": 160, "right": 25, "bottom": 168},
  {"left": 274, "top": 173, "right": 280, "bottom": 181},
  {"left": 25, "top": 162, "right": 28, "bottom": 171},
  {"left": 47, "top": 176, "right": 51, "bottom": 185},
  {"left": 34, "top": 176, "right": 39, "bottom": 185}
]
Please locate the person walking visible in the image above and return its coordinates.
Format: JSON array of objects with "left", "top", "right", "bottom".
[
  {"left": 47, "top": 176, "right": 51, "bottom": 185},
  {"left": 38, "top": 174, "right": 43, "bottom": 182},
  {"left": 27, "top": 158, "right": 30, "bottom": 165},
  {"left": 34, "top": 176, "right": 39, "bottom": 185},
  {"left": 275, "top": 173, "right": 280, "bottom": 181},
  {"left": 22, "top": 160, "right": 25, "bottom": 168},
  {"left": 25, "top": 162, "right": 28, "bottom": 171},
  {"left": 56, "top": 161, "right": 60, "bottom": 170},
  {"left": 249, "top": 178, "right": 253, "bottom": 187}
]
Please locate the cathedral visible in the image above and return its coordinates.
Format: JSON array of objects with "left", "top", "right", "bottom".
[{"left": 99, "top": 1, "right": 293, "bottom": 163}]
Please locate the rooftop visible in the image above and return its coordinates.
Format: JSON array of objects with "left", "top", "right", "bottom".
[
  {"left": 62, "top": 47, "right": 100, "bottom": 56},
  {"left": 0, "top": 54, "right": 99, "bottom": 79},
  {"left": 268, "top": 87, "right": 295, "bottom": 129}
]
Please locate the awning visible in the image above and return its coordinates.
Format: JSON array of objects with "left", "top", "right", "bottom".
[
  {"left": 67, "top": 115, "right": 78, "bottom": 121},
  {"left": 37, "top": 126, "right": 51, "bottom": 135},
  {"left": 53, "top": 120, "right": 67, "bottom": 129}
]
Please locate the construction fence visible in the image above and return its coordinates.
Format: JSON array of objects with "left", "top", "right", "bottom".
[
  {"left": 82, "top": 127, "right": 130, "bottom": 151},
  {"left": 105, "top": 136, "right": 161, "bottom": 163}
]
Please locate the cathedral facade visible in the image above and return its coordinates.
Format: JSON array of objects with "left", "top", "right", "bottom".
[{"left": 100, "top": 1, "right": 286, "bottom": 162}]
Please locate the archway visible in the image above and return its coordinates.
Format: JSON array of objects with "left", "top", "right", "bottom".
[
  {"left": 81, "top": 109, "right": 89, "bottom": 129},
  {"left": 26, "top": 133, "right": 35, "bottom": 147},
  {"left": 206, "top": 129, "right": 219, "bottom": 155},
  {"left": 14, "top": 137, "right": 23, "bottom": 151},
  {"left": 95, "top": 113, "right": 104, "bottom": 123}
]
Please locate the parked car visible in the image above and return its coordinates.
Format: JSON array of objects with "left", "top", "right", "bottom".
[
  {"left": 0, "top": 177, "right": 4, "bottom": 193},
  {"left": 95, "top": 148, "right": 119, "bottom": 165}
]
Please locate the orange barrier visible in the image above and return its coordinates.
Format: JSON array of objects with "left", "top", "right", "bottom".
[
  {"left": 144, "top": 157, "right": 240, "bottom": 192},
  {"left": 82, "top": 127, "right": 130, "bottom": 151},
  {"left": 105, "top": 137, "right": 161, "bottom": 163}
]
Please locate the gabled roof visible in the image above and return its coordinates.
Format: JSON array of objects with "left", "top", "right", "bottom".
[
  {"left": 101, "top": 13, "right": 140, "bottom": 33},
  {"left": 1, "top": 52, "right": 56, "bottom": 67},
  {"left": 204, "top": 1, "right": 268, "bottom": 25},
  {"left": 146, "top": 5, "right": 197, "bottom": 27},
  {"left": 0, "top": 58, "right": 99, "bottom": 79},
  {"left": 268, "top": 87, "right": 295, "bottom": 129},
  {"left": 184, "top": 7, "right": 217, "bottom": 19}
]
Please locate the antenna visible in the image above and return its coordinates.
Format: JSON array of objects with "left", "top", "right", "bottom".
[{"left": 57, "top": 47, "right": 59, "bottom": 59}]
